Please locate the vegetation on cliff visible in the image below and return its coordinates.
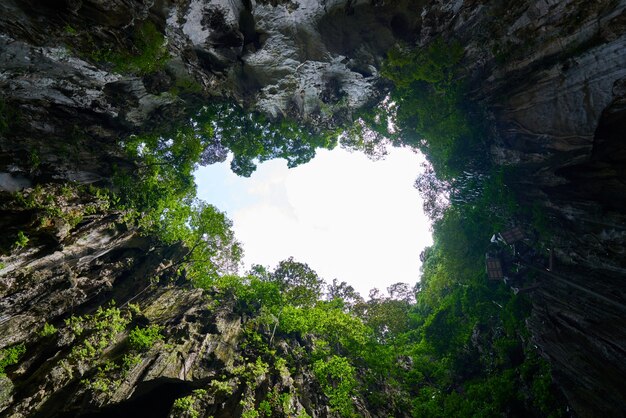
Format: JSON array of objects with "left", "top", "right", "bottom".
[{"left": 0, "top": 22, "right": 569, "bottom": 418}]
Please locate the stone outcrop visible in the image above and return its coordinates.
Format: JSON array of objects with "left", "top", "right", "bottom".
[
  {"left": 0, "top": 186, "right": 362, "bottom": 418},
  {"left": 416, "top": 1, "right": 626, "bottom": 415}
]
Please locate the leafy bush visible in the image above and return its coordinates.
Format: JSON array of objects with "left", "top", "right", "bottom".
[
  {"left": 66, "top": 304, "right": 129, "bottom": 365},
  {"left": 172, "top": 395, "right": 199, "bottom": 418}
]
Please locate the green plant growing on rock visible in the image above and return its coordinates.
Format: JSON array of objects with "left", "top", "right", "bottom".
[
  {"left": 29, "top": 150, "right": 41, "bottom": 170},
  {"left": 0, "top": 344, "right": 26, "bottom": 376},
  {"left": 172, "top": 395, "right": 200, "bottom": 418},
  {"left": 381, "top": 38, "right": 488, "bottom": 179},
  {"left": 313, "top": 356, "right": 357, "bottom": 417},
  {"left": 209, "top": 379, "right": 234, "bottom": 395},
  {"left": 66, "top": 304, "right": 129, "bottom": 365},
  {"left": 84, "top": 361, "right": 121, "bottom": 395},
  {"left": 39, "top": 323, "right": 58, "bottom": 337},
  {"left": 128, "top": 324, "right": 163, "bottom": 351},
  {"left": 14, "top": 231, "right": 29, "bottom": 249}
]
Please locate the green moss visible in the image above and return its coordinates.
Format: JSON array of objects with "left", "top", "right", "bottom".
[{"left": 170, "top": 76, "right": 203, "bottom": 95}]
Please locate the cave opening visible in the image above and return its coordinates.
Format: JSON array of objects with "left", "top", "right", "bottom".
[{"left": 194, "top": 145, "right": 433, "bottom": 298}]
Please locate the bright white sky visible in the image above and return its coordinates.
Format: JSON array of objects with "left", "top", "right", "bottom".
[{"left": 194, "top": 146, "right": 432, "bottom": 298}]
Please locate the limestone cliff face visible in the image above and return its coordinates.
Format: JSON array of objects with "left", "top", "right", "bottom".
[
  {"left": 0, "top": 186, "right": 368, "bottom": 418},
  {"left": 414, "top": 2, "right": 626, "bottom": 415},
  {"left": 1, "top": 0, "right": 626, "bottom": 417}
]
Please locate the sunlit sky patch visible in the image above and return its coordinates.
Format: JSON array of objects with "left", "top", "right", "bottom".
[{"left": 194, "top": 146, "right": 433, "bottom": 298}]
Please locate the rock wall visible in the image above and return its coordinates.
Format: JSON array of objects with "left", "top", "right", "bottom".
[
  {"left": 415, "top": 1, "right": 626, "bottom": 415},
  {"left": 0, "top": 186, "right": 362, "bottom": 418}
]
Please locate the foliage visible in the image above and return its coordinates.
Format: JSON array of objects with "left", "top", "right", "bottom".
[
  {"left": 173, "top": 395, "right": 200, "bottom": 418},
  {"left": 313, "top": 356, "right": 357, "bottom": 417},
  {"left": 0, "top": 344, "right": 26, "bottom": 376},
  {"left": 209, "top": 379, "right": 234, "bottom": 395},
  {"left": 128, "top": 325, "right": 163, "bottom": 351},
  {"left": 197, "top": 102, "right": 338, "bottom": 177},
  {"left": 268, "top": 257, "right": 325, "bottom": 307},
  {"left": 65, "top": 304, "right": 129, "bottom": 365},
  {"left": 40, "top": 323, "right": 58, "bottom": 337},
  {"left": 116, "top": 125, "right": 243, "bottom": 283},
  {"left": 6, "top": 184, "right": 111, "bottom": 252},
  {"left": 381, "top": 38, "right": 487, "bottom": 178}
]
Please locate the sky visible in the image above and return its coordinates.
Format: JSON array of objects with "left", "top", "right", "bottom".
[{"left": 194, "top": 146, "right": 433, "bottom": 298}]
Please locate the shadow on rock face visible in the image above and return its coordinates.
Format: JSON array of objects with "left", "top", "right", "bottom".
[{"left": 55, "top": 378, "right": 196, "bottom": 418}]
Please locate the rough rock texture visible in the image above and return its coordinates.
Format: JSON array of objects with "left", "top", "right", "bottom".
[
  {"left": 1, "top": 0, "right": 626, "bottom": 417},
  {"left": 0, "top": 0, "right": 422, "bottom": 186},
  {"left": 0, "top": 186, "right": 364, "bottom": 418},
  {"left": 428, "top": 2, "right": 626, "bottom": 414}
]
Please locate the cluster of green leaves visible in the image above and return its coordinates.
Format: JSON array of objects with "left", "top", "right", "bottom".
[
  {"left": 0, "top": 344, "right": 26, "bottom": 376},
  {"left": 313, "top": 356, "right": 358, "bottom": 417},
  {"left": 171, "top": 390, "right": 208, "bottom": 418},
  {"left": 197, "top": 103, "right": 338, "bottom": 177},
  {"left": 49, "top": 302, "right": 164, "bottom": 395},
  {"left": 39, "top": 323, "right": 58, "bottom": 337},
  {"left": 13, "top": 231, "right": 29, "bottom": 249},
  {"left": 65, "top": 304, "right": 130, "bottom": 365},
  {"left": 128, "top": 325, "right": 163, "bottom": 351},
  {"left": 257, "top": 386, "right": 301, "bottom": 417},
  {"left": 13, "top": 183, "right": 110, "bottom": 229}
]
